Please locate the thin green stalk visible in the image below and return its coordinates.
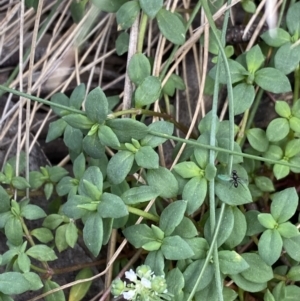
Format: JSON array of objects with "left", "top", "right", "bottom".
[
  {"left": 2, "top": 89, "right": 299, "bottom": 171},
  {"left": 30, "top": 264, "right": 48, "bottom": 274},
  {"left": 208, "top": 0, "right": 231, "bottom": 221},
  {"left": 289, "top": 0, "right": 297, "bottom": 7},
  {"left": 0, "top": 84, "right": 192, "bottom": 135},
  {"left": 273, "top": 274, "right": 288, "bottom": 281},
  {"left": 148, "top": 130, "right": 300, "bottom": 169},
  {"left": 21, "top": 216, "right": 51, "bottom": 271},
  {"left": 277, "top": 0, "right": 287, "bottom": 26},
  {"left": 0, "top": 85, "right": 83, "bottom": 114},
  {"left": 127, "top": 206, "right": 159, "bottom": 223},
  {"left": 200, "top": 0, "right": 235, "bottom": 172},
  {"left": 245, "top": 88, "right": 264, "bottom": 128},
  {"left": 187, "top": 202, "right": 226, "bottom": 301},
  {"left": 207, "top": 1, "right": 232, "bottom": 299},
  {"left": 238, "top": 88, "right": 264, "bottom": 147},
  {"left": 195, "top": 1, "right": 233, "bottom": 300},
  {"left": 238, "top": 287, "right": 244, "bottom": 301},
  {"left": 137, "top": 13, "right": 148, "bottom": 53},
  {"left": 294, "top": 66, "right": 300, "bottom": 103}
]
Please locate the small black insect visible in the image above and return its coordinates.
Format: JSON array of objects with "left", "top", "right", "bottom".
[
  {"left": 230, "top": 170, "right": 244, "bottom": 188},
  {"left": 218, "top": 170, "right": 248, "bottom": 189}
]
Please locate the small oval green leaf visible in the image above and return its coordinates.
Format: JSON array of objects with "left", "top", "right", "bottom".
[
  {"left": 135, "top": 76, "right": 161, "bottom": 107},
  {"left": 156, "top": 8, "right": 185, "bottom": 45},
  {"left": 116, "top": 1, "right": 140, "bottom": 30}
]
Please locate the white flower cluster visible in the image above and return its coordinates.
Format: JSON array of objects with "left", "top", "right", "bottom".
[{"left": 111, "top": 265, "right": 173, "bottom": 301}]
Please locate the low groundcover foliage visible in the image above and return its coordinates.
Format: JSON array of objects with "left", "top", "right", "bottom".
[{"left": 1, "top": 1, "right": 300, "bottom": 301}]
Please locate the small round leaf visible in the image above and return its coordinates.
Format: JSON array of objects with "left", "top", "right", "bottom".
[
  {"left": 156, "top": 8, "right": 185, "bottom": 45},
  {"left": 266, "top": 118, "right": 289, "bottom": 142}
]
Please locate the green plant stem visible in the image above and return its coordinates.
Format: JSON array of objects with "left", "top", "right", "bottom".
[
  {"left": 251, "top": 235, "right": 259, "bottom": 245},
  {"left": 239, "top": 88, "right": 264, "bottom": 147},
  {"left": 210, "top": 1, "right": 232, "bottom": 297},
  {"left": 113, "top": 109, "right": 195, "bottom": 137},
  {"left": 273, "top": 273, "right": 287, "bottom": 281},
  {"left": 0, "top": 0, "right": 61, "bottom": 97},
  {"left": 163, "top": 94, "right": 171, "bottom": 115},
  {"left": 0, "top": 85, "right": 83, "bottom": 114},
  {"left": 21, "top": 217, "right": 36, "bottom": 247},
  {"left": 4, "top": 186, "right": 56, "bottom": 198},
  {"left": 187, "top": 200, "right": 226, "bottom": 300},
  {"left": 0, "top": 84, "right": 195, "bottom": 137},
  {"left": 238, "top": 287, "right": 244, "bottom": 301},
  {"left": 277, "top": 0, "right": 287, "bottom": 26},
  {"left": 21, "top": 216, "right": 51, "bottom": 271},
  {"left": 208, "top": 37, "right": 222, "bottom": 233},
  {"left": 148, "top": 130, "right": 300, "bottom": 169},
  {"left": 30, "top": 264, "right": 49, "bottom": 274},
  {"left": 294, "top": 66, "right": 300, "bottom": 103},
  {"left": 2, "top": 87, "right": 299, "bottom": 170},
  {"left": 236, "top": 108, "right": 249, "bottom": 145},
  {"left": 127, "top": 206, "right": 159, "bottom": 222},
  {"left": 202, "top": 0, "right": 232, "bottom": 299},
  {"left": 137, "top": 13, "right": 148, "bottom": 53},
  {"left": 200, "top": 0, "right": 235, "bottom": 171}
]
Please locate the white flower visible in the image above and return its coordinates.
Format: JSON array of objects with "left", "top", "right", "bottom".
[
  {"left": 123, "top": 290, "right": 136, "bottom": 300},
  {"left": 141, "top": 277, "right": 151, "bottom": 289},
  {"left": 125, "top": 269, "right": 137, "bottom": 282}
]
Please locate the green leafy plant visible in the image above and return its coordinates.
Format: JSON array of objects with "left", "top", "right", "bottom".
[{"left": 1, "top": 1, "right": 300, "bottom": 301}]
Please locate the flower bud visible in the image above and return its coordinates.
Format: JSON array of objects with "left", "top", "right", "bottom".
[
  {"left": 151, "top": 276, "right": 167, "bottom": 294},
  {"left": 111, "top": 278, "right": 125, "bottom": 296},
  {"left": 136, "top": 265, "right": 152, "bottom": 279}
]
